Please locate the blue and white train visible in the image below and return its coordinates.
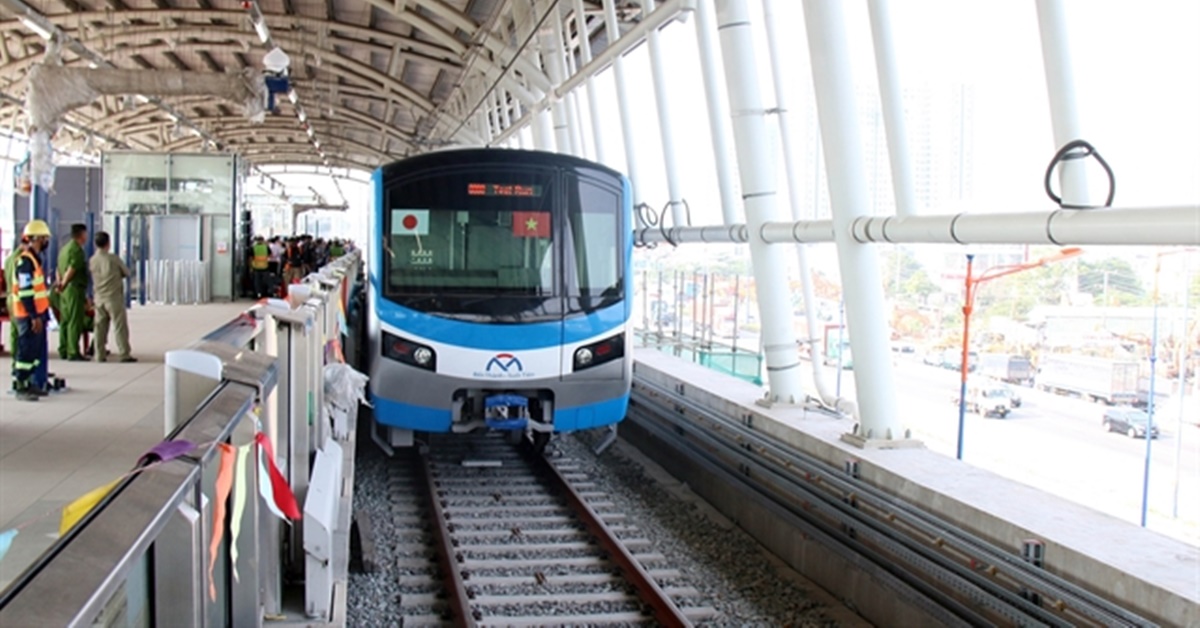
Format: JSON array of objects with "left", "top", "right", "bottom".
[{"left": 365, "top": 149, "right": 633, "bottom": 450}]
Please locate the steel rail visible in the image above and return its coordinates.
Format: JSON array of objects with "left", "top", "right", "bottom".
[
  {"left": 626, "top": 401, "right": 1047, "bottom": 627},
  {"left": 418, "top": 453, "right": 479, "bottom": 627},
  {"left": 631, "top": 377, "right": 1156, "bottom": 627},
  {"left": 529, "top": 448, "right": 693, "bottom": 627},
  {"left": 625, "top": 405, "right": 987, "bottom": 627},
  {"left": 635, "top": 376, "right": 1154, "bottom": 627}
]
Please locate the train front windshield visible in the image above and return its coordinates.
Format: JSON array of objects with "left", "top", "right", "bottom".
[{"left": 382, "top": 167, "right": 624, "bottom": 320}]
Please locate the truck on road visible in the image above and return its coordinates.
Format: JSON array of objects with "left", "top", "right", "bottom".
[
  {"left": 1036, "top": 354, "right": 1139, "bottom": 405},
  {"left": 979, "top": 353, "right": 1034, "bottom": 386}
]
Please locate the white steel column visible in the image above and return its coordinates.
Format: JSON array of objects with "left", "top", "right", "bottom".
[
  {"left": 694, "top": 0, "right": 740, "bottom": 226},
  {"left": 1036, "top": 0, "right": 1089, "bottom": 206},
  {"left": 574, "top": 0, "right": 607, "bottom": 163},
  {"left": 762, "top": 0, "right": 853, "bottom": 415},
  {"left": 803, "top": 0, "right": 904, "bottom": 442},
  {"left": 603, "top": 0, "right": 646, "bottom": 213},
  {"left": 539, "top": 11, "right": 574, "bottom": 155},
  {"left": 551, "top": 11, "right": 584, "bottom": 157},
  {"left": 642, "top": 0, "right": 687, "bottom": 225},
  {"left": 499, "top": 89, "right": 514, "bottom": 146},
  {"left": 867, "top": 0, "right": 917, "bottom": 217},
  {"left": 714, "top": 0, "right": 804, "bottom": 404},
  {"left": 556, "top": 14, "right": 588, "bottom": 159}
]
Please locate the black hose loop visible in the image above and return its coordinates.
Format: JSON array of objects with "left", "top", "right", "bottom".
[{"left": 1044, "top": 139, "right": 1115, "bottom": 209}]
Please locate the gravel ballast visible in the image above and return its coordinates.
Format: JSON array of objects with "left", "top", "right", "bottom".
[{"left": 348, "top": 426, "right": 861, "bottom": 626}]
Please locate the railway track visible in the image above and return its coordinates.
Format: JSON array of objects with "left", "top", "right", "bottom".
[{"left": 388, "top": 434, "right": 716, "bottom": 626}]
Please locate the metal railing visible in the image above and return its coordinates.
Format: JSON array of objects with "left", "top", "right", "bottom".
[
  {"left": 145, "top": 259, "right": 212, "bottom": 304},
  {"left": 0, "top": 251, "right": 363, "bottom": 627}
]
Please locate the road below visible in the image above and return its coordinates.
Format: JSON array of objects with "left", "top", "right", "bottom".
[{"left": 795, "top": 354, "right": 1200, "bottom": 545}]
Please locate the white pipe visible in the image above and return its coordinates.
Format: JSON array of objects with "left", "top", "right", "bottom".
[
  {"left": 1036, "top": 0, "right": 1089, "bottom": 206},
  {"left": 867, "top": 0, "right": 918, "bottom": 217},
  {"left": 714, "top": 0, "right": 805, "bottom": 404},
  {"left": 643, "top": 0, "right": 687, "bottom": 226},
  {"left": 849, "top": 205, "right": 1200, "bottom": 246},
  {"left": 574, "top": 0, "right": 607, "bottom": 164},
  {"left": 804, "top": 0, "right": 900, "bottom": 439},
  {"left": 762, "top": 0, "right": 847, "bottom": 413},
  {"left": 693, "top": 0, "right": 739, "bottom": 226},
  {"left": 632, "top": 204, "right": 1200, "bottom": 247}
]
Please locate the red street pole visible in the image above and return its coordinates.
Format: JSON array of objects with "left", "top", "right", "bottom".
[{"left": 956, "top": 254, "right": 975, "bottom": 460}]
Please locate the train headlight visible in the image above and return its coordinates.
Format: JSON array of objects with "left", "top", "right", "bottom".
[
  {"left": 575, "top": 347, "right": 594, "bottom": 368},
  {"left": 572, "top": 334, "right": 625, "bottom": 371},
  {"left": 381, "top": 331, "right": 436, "bottom": 371}
]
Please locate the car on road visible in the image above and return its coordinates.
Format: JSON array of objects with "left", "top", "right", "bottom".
[
  {"left": 1102, "top": 407, "right": 1160, "bottom": 439},
  {"left": 962, "top": 384, "right": 1011, "bottom": 418}
]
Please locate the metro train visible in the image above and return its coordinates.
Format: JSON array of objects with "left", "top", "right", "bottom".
[{"left": 364, "top": 148, "right": 633, "bottom": 451}]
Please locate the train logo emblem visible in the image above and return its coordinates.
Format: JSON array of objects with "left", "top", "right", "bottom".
[{"left": 486, "top": 353, "right": 523, "bottom": 373}]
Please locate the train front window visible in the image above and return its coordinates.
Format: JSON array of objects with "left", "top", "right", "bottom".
[
  {"left": 383, "top": 169, "right": 556, "bottom": 302},
  {"left": 386, "top": 207, "right": 554, "bottom": 294},
  {"left": 565, "top": 176, "right": 624, "bottom": 312}
]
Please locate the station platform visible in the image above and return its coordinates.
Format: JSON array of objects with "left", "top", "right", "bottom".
[{"left": 0, "top": 302, "right": 248, "bottom": 589}]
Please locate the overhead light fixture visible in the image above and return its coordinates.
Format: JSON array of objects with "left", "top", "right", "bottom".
[
  {"left": 87, "top": 61, "right": 100, "bottom": 69},
  {"left": 19, "top": 17, "right": 54, "bottom": 41},
  {"left": 298, "top": 110, "right": 307, "bottom": 123},
  {"left": 254, "top": 20, "right": 270, "bottom": 44},
  {"left": 306, "top": 127, "right": 315, "bottom": 138},
  {"left": 287, "top": 90, "right": 298, "bottom": 105}
]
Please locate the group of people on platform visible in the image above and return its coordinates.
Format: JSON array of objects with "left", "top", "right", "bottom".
[
  {"left": 2, "top": 221, "right": 136, "bottom": 402},
  {"left": 248, "top": 234, "right": 353, "bottom": 299}
]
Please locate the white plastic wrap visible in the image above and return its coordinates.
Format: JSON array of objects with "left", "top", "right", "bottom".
[{"left": 323, "top": 363, "right": 370, "bottom": 440}]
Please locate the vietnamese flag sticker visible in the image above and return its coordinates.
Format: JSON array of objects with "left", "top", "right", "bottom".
[{"left": 512, "top": 211, "right": 550, "bottom": 238}]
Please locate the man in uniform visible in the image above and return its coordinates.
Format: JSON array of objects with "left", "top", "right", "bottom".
[
  {"left": 89, "top": 231, "right": 136, "bottom": 363},
  {"left": 250, "top": 235, "right": 270, "bottom": 298},
  {"left": 56, "top": 223, "right": 89, "bottom": 361},
  {"left": 4, "top": 243, "right": 19, "bottom": 353},
  {"left": 11, "top": 220, "right": 53, "bottom": 401}
]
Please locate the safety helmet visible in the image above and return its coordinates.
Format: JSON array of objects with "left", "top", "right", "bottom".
[{"left": 23, "top": 219, "right": 51, "bottom": 238}]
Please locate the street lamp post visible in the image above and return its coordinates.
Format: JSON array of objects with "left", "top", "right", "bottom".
[
  {"left": 957, "top": 254, "right": 975, "bottom": 460},
  {"left": 957, "top": 248, "right": 1083, "bottom": 461},
  {"left": 1143, "top": 247, "right": 1197, "bottom": 527}
]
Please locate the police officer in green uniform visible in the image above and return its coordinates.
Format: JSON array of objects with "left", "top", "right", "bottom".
[
  {"left": 4, "top": 245, "right": 19, "bottom": 353},
  {"left": 56, "top": 223, "right": 89, "bottom": 361}
]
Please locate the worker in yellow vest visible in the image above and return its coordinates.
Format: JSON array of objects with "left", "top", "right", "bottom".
[
  {"left": 11, "top": 220, "right": 53, "bottom": 401},
  {"left": 250, "top": 235, "right": 270, "bottom": 299}
]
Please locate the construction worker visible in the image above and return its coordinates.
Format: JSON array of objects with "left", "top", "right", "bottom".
[
  {"left": 89, "top": 231, "right": 136, "bottom": 363},
  {"left": 56, "top": 223, "right": 89, "bottom": 361},
  {"left": 11, "top": 220, "right": 53, "bottom": 401},
  {"left": 250, "top": 235, "right": 270, "bottom": 298},
  {"left": 329, "top": 239, "right": 345, "bottom": 260}
]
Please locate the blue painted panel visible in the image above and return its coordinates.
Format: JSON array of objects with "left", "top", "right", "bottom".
[
  {"left": 554, "top": 393, "right": 630, "bottom": 432},
  {"left": 370, "top": 393, "right": 452, "bottom": 432}
]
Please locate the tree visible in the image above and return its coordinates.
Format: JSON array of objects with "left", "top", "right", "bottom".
[
  {"left": 902, "top": 268, "right": 938, "bottom": 303},
  {"left": 1077, "top": 257, "right": 1146, "bottom": 306},
  {"left": 881, "top": 246, "right": 938, "bottom": 304}
]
